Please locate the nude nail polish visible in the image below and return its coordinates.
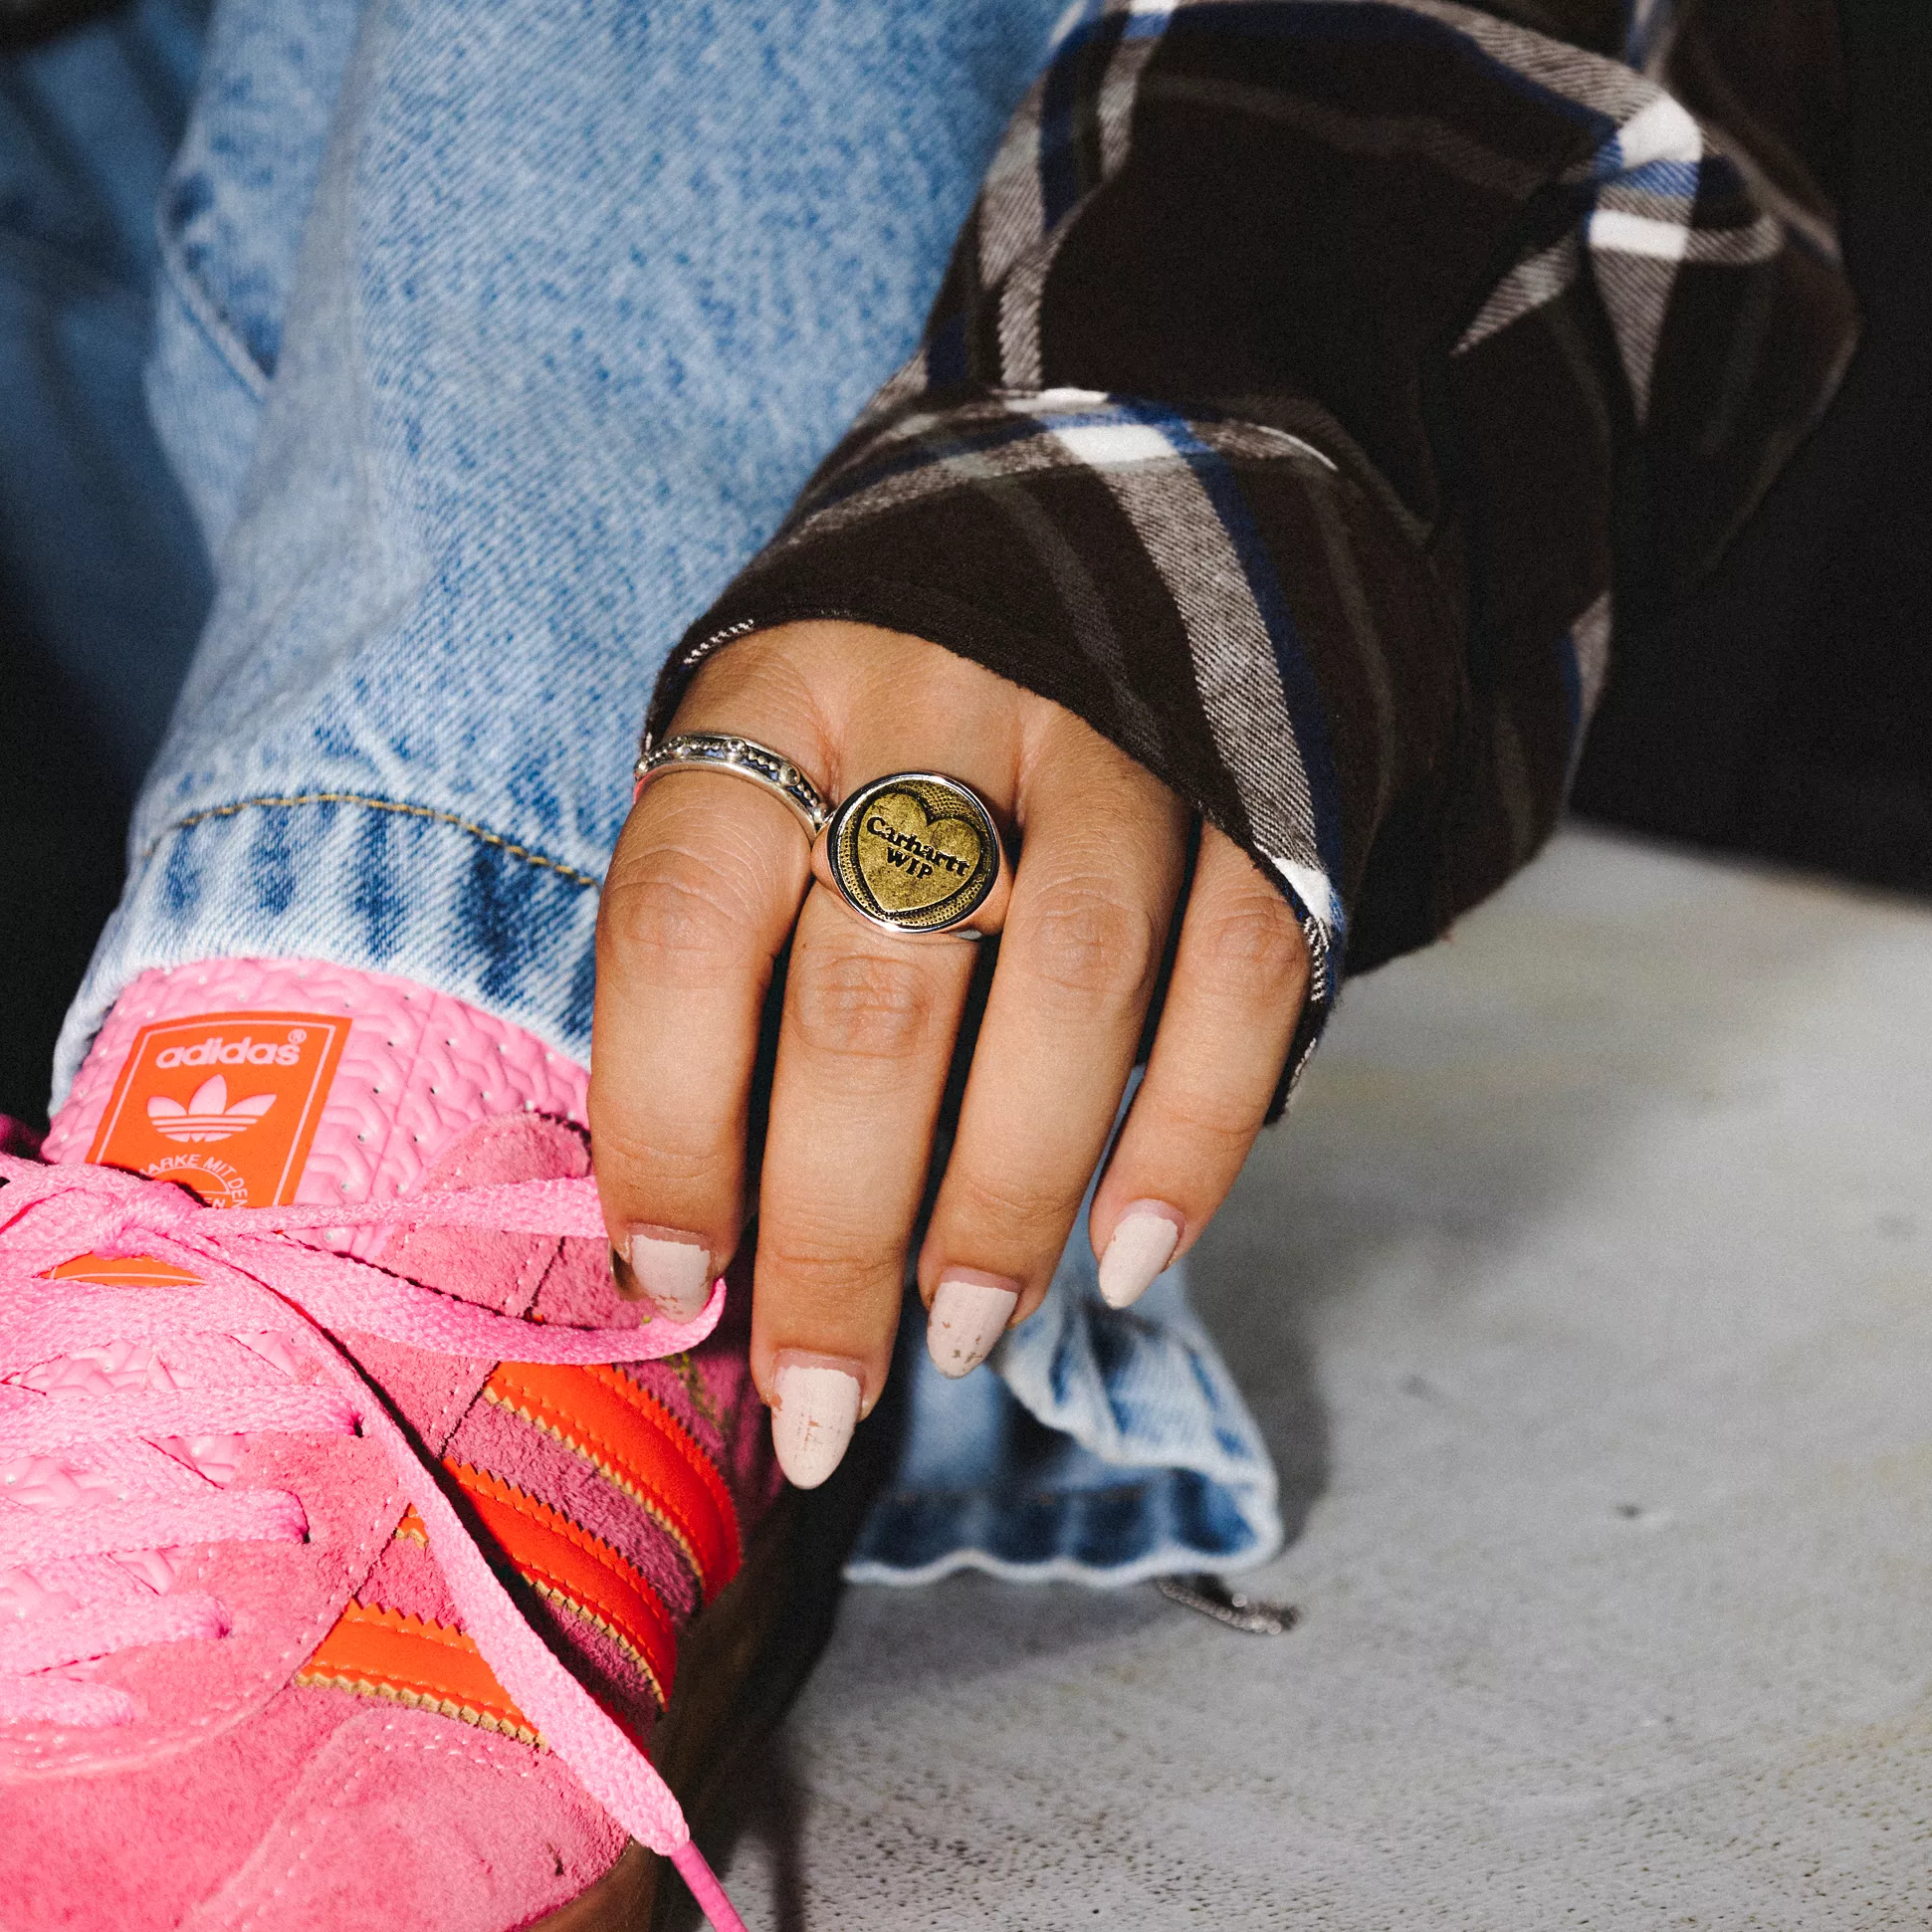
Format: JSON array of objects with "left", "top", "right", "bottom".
[
  {"left": 616, "top": 1225, "right": 712, "bottom": 1318},
  {"left": 769, "top": 1355, "right": 863, "bottom": 1489},
  {"left": 927, "top": 1269, "right": 1019, "bottom": 1379},
  {"left": 1097, "top": 1200, "right": 1184, "bottom": 1309}
]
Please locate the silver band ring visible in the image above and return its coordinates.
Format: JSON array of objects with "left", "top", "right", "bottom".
[
  {"left": 819, "top": 771, "right": 1006, "bottom": 940},
  {"left": 633, "top": 732, "right": 832, "bottom": 839}
]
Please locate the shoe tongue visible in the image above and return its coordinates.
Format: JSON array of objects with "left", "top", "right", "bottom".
[
  {"left": 40, "top": 965, "right": 605, "bottom": 1426},
  {"left": 374, "top": 1115, "right": 590, "bottom": 1316}
]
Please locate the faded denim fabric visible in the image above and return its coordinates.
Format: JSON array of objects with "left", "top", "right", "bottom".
[
  {"left": 42, "top": 0, "right": 1283, "bottom": 1584},
  {"left": 861, "top": 1120, "right": 1279, "bottom": 1585}
]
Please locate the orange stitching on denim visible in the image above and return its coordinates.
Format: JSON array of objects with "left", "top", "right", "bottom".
[{"left": 149, "top": 794, "right": 603, "bottom": 891}]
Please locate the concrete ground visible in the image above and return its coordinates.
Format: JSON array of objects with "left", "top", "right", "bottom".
[{"left": 714, "top": 823, "right": 1932, "bottom": 1929}]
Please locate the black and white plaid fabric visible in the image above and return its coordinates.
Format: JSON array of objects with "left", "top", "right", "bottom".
[{"left": 653, "top": 0, "right": 1856, "bottom": 1095}]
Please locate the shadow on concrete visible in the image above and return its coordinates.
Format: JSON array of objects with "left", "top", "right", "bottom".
[
  {"left": 662, "top": 1732, "right": 809, "bottom": 1932},
  {"left": 670, "top": 1568, "right": 1178, "bottom": 1926},
  {"left": 1184, "top": 825, "right": 1888, "bottom": 1498},
  {"left": 806, "top": 1567, "right": 1170, "bottom": 1701}
]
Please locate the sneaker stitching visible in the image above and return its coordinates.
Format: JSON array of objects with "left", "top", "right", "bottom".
[
  {"left": 374, "top": 1130, "right": 571, "bottom": 1458},
  {"left": 479, "top": 1383, "right": 707, "bottom": 1589},
  {"left": 525, "top": 1580, "right": 666, "bottom": 1715},
  {"left": 295, "top": 1604, "right": 540, "bottom": 1744},
  {"left": 445, "top": 1462, "right": 676, "bottom": 1699},
  {"left": 5, "top": 1456, "right": 407, "bottom": 1758},
  {"left": 436, "top": 1232, "right": 562, "bottom": 1448},
  {"left": 354, "top": 985, "right": 429, "bottom": 1224}
]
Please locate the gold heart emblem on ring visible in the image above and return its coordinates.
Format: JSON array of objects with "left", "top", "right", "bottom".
[{"left": 833, "top": 778, "right": 996, "bottom": 932}]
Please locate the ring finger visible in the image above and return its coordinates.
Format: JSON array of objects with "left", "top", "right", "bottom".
[{"left": 916, "top": 716, "right": 1189, "bottom": 1372}]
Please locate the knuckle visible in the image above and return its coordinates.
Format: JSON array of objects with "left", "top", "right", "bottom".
[
  {"left": 1151, "top": 1084, "right": 1262, "bottom": 1161},
  {"left": 1189, "top": 886, "right": 1308, "bottom": 998},
  {"left": 757, "top": 1219, "right": 903, "bottom": 1297},
  {"left": 1021, "top": 880, "right": 1164, "bottom": 1005},
  {"left": 787, "top": 946, "right": 942, "bottom": 1061},
  {"left": 945, "top": 1164, "right": 1081, "bottom": 1246},
  {"left": 589, "top": 1116, "right": 731, "bottom": 1193},
  {"left": 599, "top": 850, "right": 751, "bottom": 973}
]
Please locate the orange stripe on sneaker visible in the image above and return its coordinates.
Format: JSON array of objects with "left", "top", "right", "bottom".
[
  {"left": 295, "top": 1601, "right": 536, "bottom": 1744},
  {"left": 445, "top": 1461, "right": 677, "bottom": 1710},
  {"left": 482, "top": 1361, "right": 741, "bottom": 1602},
  {"left": 46, "top": 1253, "right": 203, "bottom": 1287}
]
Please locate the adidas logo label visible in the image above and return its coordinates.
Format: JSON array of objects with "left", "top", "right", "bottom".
[{"left": 87, "top": 1009, "right": 352, "bottom": 1208}]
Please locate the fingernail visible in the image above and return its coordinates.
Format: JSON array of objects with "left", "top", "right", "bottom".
[
  {"left": 614, "top": 1225, "right": 712, "bottom": 1318},
  {"left": 1097, "top": 1200, "right": 1184, "bottom": 1309},
  {"left": 769, "top": 1354, "right": 864, "bottom": 1489},
  {"left": 926, "top": 1268, "right": 1019, "bottom": 1379}
]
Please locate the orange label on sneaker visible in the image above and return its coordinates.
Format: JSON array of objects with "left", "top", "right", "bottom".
[{"left": 83, "top": 1010, "right": 351, "bottom": 1209}]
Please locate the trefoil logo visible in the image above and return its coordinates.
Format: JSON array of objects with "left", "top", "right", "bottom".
[{"left": 145, "top": 1075, "right": 277, "bottom": 1145}]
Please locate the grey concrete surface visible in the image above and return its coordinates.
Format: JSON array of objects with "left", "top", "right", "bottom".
[{"left": 716, "top": 825, "right": 1932, "bottom": 1929}]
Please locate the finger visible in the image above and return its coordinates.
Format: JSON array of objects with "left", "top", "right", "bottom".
[
  {"left": 917, "top": 721, "right": 1188, "bottom": 1375},
  {"left": 752, "top": 881, "right": 977, "bottom": 1484},
  {"left": 590, "top": 771, "right": 810, "bottom": 1315},
  {"left": 1089, "top": 826, "right": 1310, "bottom": 1308}
]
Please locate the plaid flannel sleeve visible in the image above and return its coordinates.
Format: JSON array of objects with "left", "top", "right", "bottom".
[{"left": 649, "top": 0, "right": 1858, "bottom": 1093}]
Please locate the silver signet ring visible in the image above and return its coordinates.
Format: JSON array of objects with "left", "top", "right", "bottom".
[{"left": 821, "top": 772, "right": 1006, "bottom": 939}]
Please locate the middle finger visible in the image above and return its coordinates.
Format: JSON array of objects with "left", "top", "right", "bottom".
[{"left": 751, "top": 837, "right": 978, "bottom": 1487}]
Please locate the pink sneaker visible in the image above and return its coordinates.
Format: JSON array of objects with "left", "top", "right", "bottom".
[{"left": 0, "top": 960, "right": 860, "bottom": 1930}]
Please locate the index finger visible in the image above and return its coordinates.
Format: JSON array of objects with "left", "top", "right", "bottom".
[{"left": 589, "top": 770, "right": 811, "bottom": 1313}]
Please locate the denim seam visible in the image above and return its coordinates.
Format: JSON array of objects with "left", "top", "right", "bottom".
[
  {"left": 143, "top": 792, "right": 603, "bottom": 890},
  {"left": 154, "top": 202, "right": 273, "bottom": 404}
]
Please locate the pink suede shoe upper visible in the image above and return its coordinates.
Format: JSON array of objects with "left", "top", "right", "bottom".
[{"left": 1, "top": 960, "right": 775, "bottom": 1932}]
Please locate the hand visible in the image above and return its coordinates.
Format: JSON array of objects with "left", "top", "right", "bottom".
[{"left": 589, "top": 622, "right": 1309, "bottom": 1487}]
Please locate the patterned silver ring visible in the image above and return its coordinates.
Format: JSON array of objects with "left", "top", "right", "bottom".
[{"left": 632, "top": 732, "right": 832, "bottom": 839}]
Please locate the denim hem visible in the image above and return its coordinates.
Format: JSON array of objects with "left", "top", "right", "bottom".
[
  {"left": 845, "top": 1236, "right": 1284, "bottom": 1588},
  {"left": 845, "top": 1465, "right": 1280, "bottom": 1590},
  {"left": 54, "top": 793, "right": 603, "bottom": 1108}
]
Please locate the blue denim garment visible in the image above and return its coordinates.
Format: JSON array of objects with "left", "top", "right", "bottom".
[
  {"left": 860, "top": 1130, "right": 1279, "bottom": 1585},
  {"left": 40, "top": 0, "right": 1283, "bottom": 1585},
  {"left": 0, "top": 0, "right": 211, "bottom": 792}
]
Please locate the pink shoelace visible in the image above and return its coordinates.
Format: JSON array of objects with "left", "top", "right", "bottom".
[{"left": 0, "top": 1152, "right": 749, "bottom": 1932}]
